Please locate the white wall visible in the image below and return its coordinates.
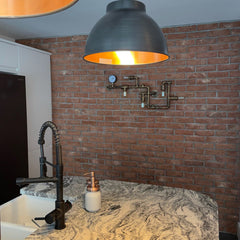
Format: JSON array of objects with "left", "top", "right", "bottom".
[{"left": 0, "top": 38, "right": 53, "bottom": 178}]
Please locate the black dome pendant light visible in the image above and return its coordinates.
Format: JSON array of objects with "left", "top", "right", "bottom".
[{"left": 84, "top": 0, "right": 169, "bottom": 65}]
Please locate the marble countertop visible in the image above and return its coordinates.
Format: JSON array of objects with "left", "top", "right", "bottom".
[{"left": 22, "top": 176, "right": 219, "bottom": 240}]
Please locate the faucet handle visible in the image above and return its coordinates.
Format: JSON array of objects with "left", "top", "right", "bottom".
[
  {"left": 34, "top": 217, "right": 45, "bottom": 221},
  {"left": 45, "top": 208, "right": 62, "bottom": 224},
  {"left": 44, "top": 200, "right": 72, "bottom": 224}
]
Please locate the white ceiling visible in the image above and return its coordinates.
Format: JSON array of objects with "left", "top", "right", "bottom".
[{"left": 0, "top": 0, "right": 239, "bottom": 40}]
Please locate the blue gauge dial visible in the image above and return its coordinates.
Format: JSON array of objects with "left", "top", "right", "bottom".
[{"left": 108, "top": 75, "right": 117, "bottom": 83}]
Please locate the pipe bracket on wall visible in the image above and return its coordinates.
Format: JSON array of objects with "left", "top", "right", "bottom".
[{"left": 106, "top": 75, "right": 184, "bottom": 109}]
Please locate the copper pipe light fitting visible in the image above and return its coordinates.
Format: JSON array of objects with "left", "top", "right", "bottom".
[
  {"left": 84, "top": 0, "right": 169, "bottom": 65},
  {"left": 0, "top": 0, "right": 78, "bottom": 18},
  {"left": 106, "top": 75, "right": 184, "bottom": 109}
]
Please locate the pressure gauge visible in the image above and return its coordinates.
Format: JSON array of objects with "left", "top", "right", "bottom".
[{"left": 108, "top": 75, "right": 117, "bottom": 84}]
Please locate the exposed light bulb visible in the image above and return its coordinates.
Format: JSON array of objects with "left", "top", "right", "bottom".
[{"left": 115, "top": 51, "right": 135, "bottom": 65}]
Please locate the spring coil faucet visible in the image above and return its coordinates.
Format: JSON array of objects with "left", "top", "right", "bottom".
[{"left": 16, "top": 121, "right": 72, "bottom": 230}]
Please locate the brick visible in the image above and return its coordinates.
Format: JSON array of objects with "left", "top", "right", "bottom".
[
  {"left": 186, "top": 99, "right": 206, "bottom": 104},
  {"left": 196, "top": 65, "right": 216, "bottom": 72},
  {"left": 230, "top": 56, "right": 240, "bottom": 63},
  {"left": 195, "top": 130, "right": 214, "bottom": 136},
  {"left": 196, "top": 38, "right": 217, "bottom": 45},
  {"left": 219, "top": 22, "right": 240, "bottom": 28},
  {"left": 186, "top": 85, "right": 207, "bottom": 91},
  {"left": 20, "top": 20, "right": 240, "bottom": 235},
  {"left": 175, "top": 39, "right": 196, "bottom": 46},
  {"left": 167, "top": 33, "right": 188, "bottom": 39},
  {"left": 176, "top": 66, "right": 195, "bottom": 72},
  {"left": 218, "top": 35, "right": 240, "bottom": 43},
  {"left": 230, "top": 71, "right": 240, "bottom": 77},
  {"left": 175, "top": 129, "right": 194, "bottom": 135},
  {"left": 197, "top": 23, "right": 219, "bottom": 30},
  {"left": 187, "top": 59, "right": 208, "bottom": 67},
  {"left": 184, "top": 160, "right": 204, "bottom": 166},
  {"left": 209, "top": 29, "right": 231, "bottom": 37},
  {"left": 185, "top": 136, "right": 205, "bottom": 142},
  {"left": 219, "top": 49, "right": 239, "bottom": 57},
  {"left": 195, "top": 92, "right": 217, "bottom": 98},
  {"left": 188, "top": 45, "right": 208, "bottom": 53},
  {"left": 187, "top": 72, "right": 207, "bottom": 79},
  {"left": 175, "top": 52, "right": 195, "bottom": 60},
  {"left": 185, "top": 111, "right": 206, "bottom": 118},
  {"left": 208, "top": 43, "right": 229, "bottom": 51},
  {"left": 207, "top": 98, "right": 228, "bottom": 104},
  {"left": 208, "top": 58, "right": 229, "bottom": 65},
  {"left": 188, "top": 31, "right": 209, "bottom": 38},
  {"left": 166, "top": 170, "right": 183, "bottom": 177},
  {"left": 197, "top": 51, "right": 218, "bottom": 58}
]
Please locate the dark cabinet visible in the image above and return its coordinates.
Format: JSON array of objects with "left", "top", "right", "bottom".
[{"left": 0, "top": 72, "right": 28, "bottom": 205}]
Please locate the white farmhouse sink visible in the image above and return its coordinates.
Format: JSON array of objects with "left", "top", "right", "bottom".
[
  {"left": 1, "top": 222, "right": 36, "bottom": 240},
  {"left": 0, "top": 195, "right": 55, "bottom": 240}
]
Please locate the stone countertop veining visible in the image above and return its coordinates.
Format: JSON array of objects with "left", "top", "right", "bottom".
[{"left": 22, "top": 176, "right": 219, "bottom": 240}]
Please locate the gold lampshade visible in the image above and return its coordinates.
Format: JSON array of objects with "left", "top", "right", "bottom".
[
  {"left": 84, "top": 51, "right": 169, "bottom": 65},
  {"left": 0, "top": 0, "right": 78, "bottom": 18}
]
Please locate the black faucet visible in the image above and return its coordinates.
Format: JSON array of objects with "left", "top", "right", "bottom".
[{"left": 16, "top": 121, "right": 72, "bottom": 230}]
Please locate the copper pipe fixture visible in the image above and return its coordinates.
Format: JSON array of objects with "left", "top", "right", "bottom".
[{"left": 106, "top": 75, "right": 184, "bottom": 109}]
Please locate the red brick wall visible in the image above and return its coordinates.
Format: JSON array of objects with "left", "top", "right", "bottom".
[{"left": 17, "top": 20, "right": 240, "bottom": 234}]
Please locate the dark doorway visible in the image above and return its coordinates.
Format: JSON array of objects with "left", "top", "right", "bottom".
[{"left": 0, "top": 72, "right": 28, "bottom": 205}]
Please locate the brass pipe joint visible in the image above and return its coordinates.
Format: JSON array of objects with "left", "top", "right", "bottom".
[{"left": 106, "top": 75, "right": 184, "bottom": 109}]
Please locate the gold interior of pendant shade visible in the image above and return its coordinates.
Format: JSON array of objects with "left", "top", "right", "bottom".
[
  {"left": 0, "top": 0, "right": 78, "bottom": 18},
  {"left": 84, "top": 51, "right": 169, "bottom": 65}
]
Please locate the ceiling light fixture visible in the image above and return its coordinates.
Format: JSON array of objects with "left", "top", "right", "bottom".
[
  {"left": 0, "top": 0, "right": 78, "bottom": 18},
  {"left": 84, "top": 0, "right": 169, "bottom": 65}
]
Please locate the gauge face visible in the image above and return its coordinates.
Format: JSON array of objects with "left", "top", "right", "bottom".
[{"left": 108, "top": 75, "right": 117, "bottom": 83}]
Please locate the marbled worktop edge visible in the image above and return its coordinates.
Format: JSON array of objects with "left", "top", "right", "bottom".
[
  {"left": 21, "top": 176, "right": 218, "bottom": 204},
  {"left": 22, "top": 176, "right": 219, "bottom": 240}
]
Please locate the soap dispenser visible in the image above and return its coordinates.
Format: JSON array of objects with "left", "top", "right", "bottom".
[{"left": 85, "top": 172, "right": 101, "bottom": 212}]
